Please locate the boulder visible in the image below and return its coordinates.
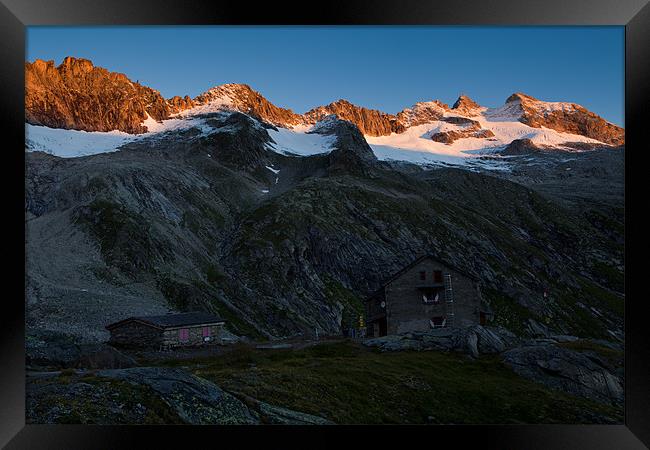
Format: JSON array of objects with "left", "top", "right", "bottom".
[
  {"left": 501, "top": 344, "right": 623, "bottom": 405},
  {"left": 26, "top": 331, "right": 136, "bottom": 369},
  {"left": 231, "top": 391, "right": 334, "bottom": 425},
  {"left": 258, "top": 402, "right": 334, "bottom": 425},
  {"left": 363, "top": 325, "right": 518, "bottom": 357},
  {"left": 500, "top": 138, "right": 541, "bottom": 156}
]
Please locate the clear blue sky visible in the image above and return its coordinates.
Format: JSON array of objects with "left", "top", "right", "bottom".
[{"left": 27, "top": 26, "right": 624, "bottom": 126}]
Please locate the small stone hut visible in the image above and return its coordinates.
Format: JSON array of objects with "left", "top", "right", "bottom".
[
  {"left": 106, "top": 312, "right": 226, "bottom": 348},
  {"left": 365, "top": 255, "right": 492, "bottom": 337}
]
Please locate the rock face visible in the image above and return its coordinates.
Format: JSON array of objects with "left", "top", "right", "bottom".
[
  {"left": 231, "top": 391, "right": 334, "bottom": 425},
  {"left": 304, "top": 99, "right": 405, "bottom": 137},
  {"left": 500, "top": 138, "right": 541, "bottom": 155},
  {"left": 395, "top": 101, "right": 449, "bottom": 127},
  {"left": 26, "top": 366, "right": 333, "bottom": 425},
  {"left": 505, "top": 93, "right": 625, "bottom": 146},
  {"left": 167, "top": 95, "right": 196, "bottom": 113},
  {"left": 26, "top": 121, "right": 624, "bottom": 341},
  {"left": 363, "top": 325, "right": 520, "bottom": 356},
  {"left": 193, "top": 84, "right": 303, "bottom": 127},
  {"left": 96, "top": 367, "right": 259, "bottom": 424},
  {"left": 311, "top": 115, "right": 378, "bottom": 172},
  {"left": 364, "top": 327, "right": 623, "bottom": 407},
  {"left": 25, "top": 57, "right": 173, "bottom": 134},
  {"left": 26, "top": 330, "right": 136, "bottom": 369},
  {"left": 430, "top": 116, "right": 495, "bottom": 144},
  {"left": 502, "top": 344, "right": 624, "bottom": 406}
]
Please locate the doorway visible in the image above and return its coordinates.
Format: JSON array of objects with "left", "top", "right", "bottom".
[{"left": 378, "top": 317, "right": 387, "bottom": 337}]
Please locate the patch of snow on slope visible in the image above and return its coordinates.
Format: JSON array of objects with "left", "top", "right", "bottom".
[
  {"left": 26, "top": 113, "right": 221, "bottom": 157},
  {"left": 366, "top": 111, "right": 605, "bottom": 166},
  {"left": 25, "top": 124, "right": 135, "bottom": 157},
  {"left": 266, "top": 126, "right": 337, "bottom": 156}
]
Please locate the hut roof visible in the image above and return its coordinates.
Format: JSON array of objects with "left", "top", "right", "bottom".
[
  {"left": 365, "top": 254, "right": 479, "bottom": 302},
  {"left": 106, "top": 311, "right": 225, "bottom": 330}
]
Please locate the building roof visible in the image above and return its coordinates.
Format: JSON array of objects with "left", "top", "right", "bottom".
[
  {"left": 106, "top": 311, "right": 225, "bottom": 330},
  {"left": 365, "top": 254, "right": 480, "bottom": 302}
]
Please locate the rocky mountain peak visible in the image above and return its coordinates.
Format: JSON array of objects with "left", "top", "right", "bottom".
[
  {"left": 505, "top": 92, "right": 538, "bottom": 104},
  {"left": 503, "top": 92, "right": 624, "bottom": 146},
  {"left": 451, "top": 95, "right": 483, "bottom": 116},
  {"left": 25, "top": 57, "right": 172, "bottom": 134},
  {"left": 59, "top": 56, "right": 96, "bottom": 74},
  {"left": 304, "top": 99, "right": 405, "bottom": 137}
]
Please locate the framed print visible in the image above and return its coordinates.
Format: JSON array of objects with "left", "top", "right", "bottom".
[{"left": 1, "top": 0, "right": 648, "bottom": 448}]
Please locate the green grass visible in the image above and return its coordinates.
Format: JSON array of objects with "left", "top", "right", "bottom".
[
  {"left": 30, "top": 374, "right": 184, "bottom": 425},
  {"left": 577, "top": 277, "right": 624, "bottom": 316},
  {"left": 157, "top": 341, "right": 621, "bottom": 424},
  {"left": 590, "top": 262, "right": 624, "bottom": 294},
  {"left": 484, "top": 288, "right": 535, "bottom": 336},
  {"left": 322, "top": 275, "right": 364, "bottom": 329}
]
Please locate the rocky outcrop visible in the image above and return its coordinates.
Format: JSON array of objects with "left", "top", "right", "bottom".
[
  {"left": 396, "top": 101, "right": 449, "bottom": 127},
  {"left": 230, "top": 391, "right": 334, "bottom": 425},
  {"left": 167, "top": 95, "right": 196, "bottom": 113},
  {"left": 96, "top": 367, "right": 259, "bottom": 424},
  {"left": 430, "top": 116, "right": 495, "bottom": 144},
  {"left": 505, "top": 93, "right": 624, "bottom": 146},
  {"left": 27, "top": 366, "right": 333, "bottom": 425},
  {"left": 200, "top": 112, "right": 277, "bottom": 170},
  {"left": 25, "top": 57, "right": 174, "bottom": 134},
  {"left": 363, "top": 325, "right": 521, "bottom": 357},
  {"left": 500, "top": 138, "right": 541, "bottom": 155},
  {"left": 26, "top": 330, "right": 136, "bottom": 369},
  {"left": 310, "top": 115, "right": 378, "bottom": 174},
  {"left": 304, "top": 99, "right": 405, "bottom": 137},
  {"left": 502, "top": 344, "right": 623, "bottom": 406}
]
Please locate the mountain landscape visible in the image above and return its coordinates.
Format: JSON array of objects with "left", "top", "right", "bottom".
[{"left": 25, "top": 56, "right": 625, "bottom": 424}]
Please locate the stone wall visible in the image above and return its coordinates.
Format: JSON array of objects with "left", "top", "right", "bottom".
[
  {"left": 108, "top": 322, "right": 164, "bottom": 347},
  {"left": 162, "top": 323, "right": 226, "bottom": 347},
  {"left": 385, "top": 259, "right": 481, "bottom": 334}
]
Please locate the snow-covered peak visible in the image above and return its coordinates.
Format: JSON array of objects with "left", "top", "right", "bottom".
[
  {"left": 505, "top": 92, "right": 578, "bottom": 116},
  {"left": 397, "top": 101, "right": 449, "bottom": 127}
]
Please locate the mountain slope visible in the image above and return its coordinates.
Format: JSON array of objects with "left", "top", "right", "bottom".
[{"left": 26, "top": 111, "right": 624, "bottom": 342}]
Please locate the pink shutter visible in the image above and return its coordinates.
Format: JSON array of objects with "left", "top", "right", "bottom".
[
  {"left": 179, "top": 328, "right": 189, "bottom": 341},
  {"left": 202, "top": 327, "right": 211, "bottom": 337}
]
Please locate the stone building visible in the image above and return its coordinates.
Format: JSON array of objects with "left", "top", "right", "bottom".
[
  {"left": 106, "top": 312, "right": 226, "bottom": 348},
  {"left": 365, "top": 255, "right": 492, "bottom": 337}
]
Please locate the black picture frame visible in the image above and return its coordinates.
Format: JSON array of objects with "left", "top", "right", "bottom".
[{"left": 1, "top": 0, "right": 648, "bottom": 447}]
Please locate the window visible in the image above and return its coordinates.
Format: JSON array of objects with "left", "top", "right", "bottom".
[
  {"left": 433, "top": 270, "right": 443, "bottom": 283},
  {"left": 422, "top": 288, "right": 441, "bottom": 304},
  {"left": 430, "top": 316, "right": 446, "bottom": 328},
  {"left": 179, "top": 328, "right": 189, "bottom": 341},
  {"left": 419, "top": 271, "right": 426, "bottom": 280},
  {"left": 202, "top": 327, "right": 211, "bottom": 337}
]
